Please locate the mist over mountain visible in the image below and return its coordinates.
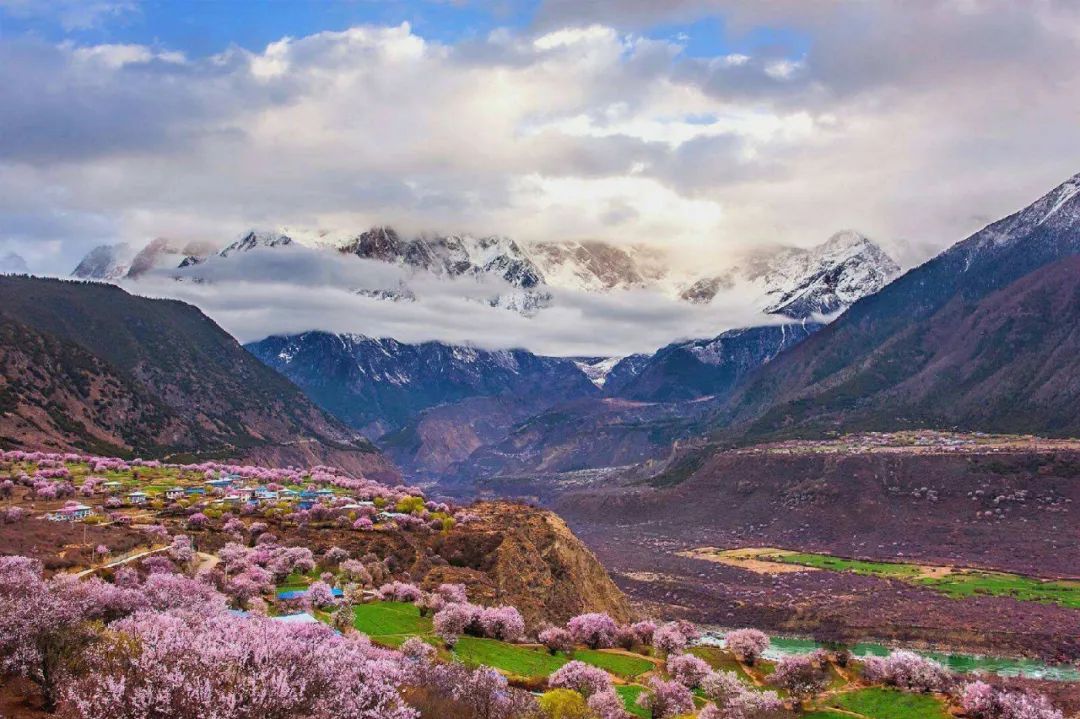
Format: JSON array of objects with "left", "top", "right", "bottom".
[{"left": 721, "top": 172, "right": 1080, "bottom": 440}]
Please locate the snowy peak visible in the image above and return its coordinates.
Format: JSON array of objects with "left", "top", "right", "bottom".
[
  {"left": 219, "top": 230, "right": 294, "bottom": 258},
  {"left": 529, "top": 240, "right": 667, "bottom": 292},
  {"left": 960, "top": 173, "right": 1080, "bottom": 259},
  {"left": 571, "top": 356, "right": 625, "bottom": 388},
  {"left": 69, "top": 222, "right": 899, "bottom": 320},
  {"left": 680, "top": 231, "right": 900, "bottom": 320},
  {"left": 71, "top": 243, "right": 135, "bottom": 280},
  {"left": 759, "top": 230, "right": 901, "bottom": 318}
]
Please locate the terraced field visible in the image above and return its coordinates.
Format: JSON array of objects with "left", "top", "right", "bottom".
[{"left": 690, "top": 547, "right": 1080, "bottom": 608}]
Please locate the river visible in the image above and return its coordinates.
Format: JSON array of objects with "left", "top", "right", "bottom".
[{"left": 699, "top": 631, "right": 1079, "bottom": 682}]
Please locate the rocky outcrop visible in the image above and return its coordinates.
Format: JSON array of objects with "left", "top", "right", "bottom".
[{"left": 264, "top": 501, "right": 632, "bottom": 628}]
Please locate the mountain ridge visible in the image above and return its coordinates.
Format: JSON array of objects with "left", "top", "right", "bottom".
[
  {"left": 720, "top": 171, "right": 1080, "bottom": 441},
  {"left": 0, "top": 276, "right": 398, "bottom": 479}
]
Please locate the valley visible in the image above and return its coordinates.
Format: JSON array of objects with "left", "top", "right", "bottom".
[{"left": 543, "top": 433, "right": 1079, "bottom": 664}]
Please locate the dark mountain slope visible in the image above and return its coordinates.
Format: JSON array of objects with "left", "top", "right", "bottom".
[
  {"left": 246, "top": 332, "right": 599, "bottom": 439},
  {"left": 0, "top": 276, "right": 397, "bottom": 478},
  {"left": 726, "top": 172, "right": 1080, "bottom": 439},
  {"left": 608, "top": 323, "right": 822, "bottom": 402}
]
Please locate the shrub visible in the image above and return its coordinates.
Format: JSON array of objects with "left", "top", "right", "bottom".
[
  {"left": 538, "top": 688, "right": 591, "bottom": 719},
  {"left": 548, "top": 660, "right": 612, "bottom": 697},
  {"left": 769, "top": 655, "right": 828, "bottom": 706},
  {"left": 666, "top": 652, "right": 711, "bottom": 688},
  {"left": 863, "top": 650, "right": 952, "bottom": 692},
  {"left": 479, "top": 606, "right": 525, "bottom": 642},
  {"left": 636, "top": 677, "right": 694, "bottom": 719},
  {"left": 588, "top": 689, "right": 628, "bottom": 719},
  {"left": 958, "top": 681, "right": 1064, "bottom": 719},
  {"left": 725, "top": 628, "right": 769, "bottom": 665},
  {"left": 434, "top": 602, "right": 474, "bottom": 647},
  {"left": 567, "top": 612, "right": 618, "bottom": 649},
  {"left": 652, "top": 622, "right": 687, "bottom": 654},
  {"left": 539, "top": 626, "right": 574, "bottom": 654}
]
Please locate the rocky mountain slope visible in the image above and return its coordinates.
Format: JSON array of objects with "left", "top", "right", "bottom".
[
  {"left": 246, "top": 332, "right": 599, "bottom": 438},
  {"left": 680, "top": 231, "right": 900, "bottom": 318},
  {"left": 0, "top": 276, "right": 397, "bottom": 479},
  {"left": 245, "top": 320, "right": 826, "bottom": 482},
  {"left": 723, "top": 172, "right": 1080, "bottom": 441},
  {"left": 603, "top": 322, "right": 822, "bottom": 402}
]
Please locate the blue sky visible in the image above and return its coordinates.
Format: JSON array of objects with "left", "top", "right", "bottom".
[{"left": 0, "top": 0, "right": 809, "bottom": 61}]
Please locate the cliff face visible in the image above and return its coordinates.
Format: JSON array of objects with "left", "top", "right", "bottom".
[
  {"left": 263, "top": 501, "right": 631, "bottom": 628},
  {"left": 475, "top": 501, "right": 633, "bottom": 627}
]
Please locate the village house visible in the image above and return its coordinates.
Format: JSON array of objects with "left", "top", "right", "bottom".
[
  {"left": 103, "top": 481, "right": 123, "bottom": 493},
  {"left": 126, "top": 491, "right": 148, "bottom": 505},
  {"left": 49, "top": 503, "right": 93, "bottom": 521},
  {"left": 164, "top": 487, "right": 184, "bottom": 501}
]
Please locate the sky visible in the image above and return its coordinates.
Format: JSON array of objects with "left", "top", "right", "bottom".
[{"left": 1, "top": 0, "right": 1079, "bottom": 353}]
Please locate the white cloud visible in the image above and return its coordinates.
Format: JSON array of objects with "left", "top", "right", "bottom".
[{"left": 124, "top": 247, "right": 777, "bottom": 357}]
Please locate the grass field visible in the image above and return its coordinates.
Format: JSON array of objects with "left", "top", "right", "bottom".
[
  {"left": 454, "top": 637, "right": 568, "bottom": 677},
  {"left": 615, "top": 685, "right": 648, "bottom": 718},
  {"left": 772, "top": 551, "right": 1080, "bottom": 607},
  {"left": 352, "top": 601, "right": 434, "bottom": 644},
  {"left": 571, "top": 649, "right": 654, "bottom": 678},
  {"left": 348, "top": 602, "right": 649, "bottom": 679},
  {"left": 688, "top": 645, "right": 757, "bottom": 685},
  {"left": 827, "top": 687, "right": 950, "bottom": 719}
]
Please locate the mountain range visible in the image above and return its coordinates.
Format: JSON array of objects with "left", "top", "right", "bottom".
[
  {"left": 71, "top": 226, "right": 899, "bottom": 320},
  {"left": 55, "top": 171, "right": 1080, "bottom": 491}
]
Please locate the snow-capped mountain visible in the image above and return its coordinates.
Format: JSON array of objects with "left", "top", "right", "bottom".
[
  {"left": 73, "top": 238, "right": 217, "bottom": 279},
  {"left": 679, "top": 231, "right": 901, "bottom": 319},
  {"left": 602, "top": 323, "right": 822, "bottom": 401},
  {"left": 72, "top": 243, "right": 135, "bottom": 280},
  {"left": 723, "top": 171, "right": 1080, "bottom": 440},
  {"left": 246, "top": 331, "right": 598, "bottom": 438},
  {"left": 218, "top": 230, "right": 294, "bottom": 258},
  {"left": 70, "top": 224, "right": 898, "bottom": 321},
  {"left": 530, "top": 240, "right": 669, "bottom": 292}
]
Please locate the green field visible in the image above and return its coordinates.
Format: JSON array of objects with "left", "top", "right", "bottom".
[
  {"left": 615, "top": 685, "right": 648, "bottom": 718},
  {"left": 571, "top": 649, "right": 653, "bottom": 679},
  {"left": 352, "top": 601, "right": 434, "bottom": 643},
  {"left": 827, "top": 687, "right": 950, "bottom": 719},
  {"left": 688, "top": 646, "right": 757, "bottom": 685},
  {"left": 772, "top": 552, "right": 1080, "bottom": 607},
  {"left": 454, "top": 637, "right": 568, "bottom": 678},
  {"left": 348, "top": 602, "right": 650, "bottom": 679}
]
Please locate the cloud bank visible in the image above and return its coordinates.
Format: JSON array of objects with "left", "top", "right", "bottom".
[{"left": 125, "top": 245, "right": 779, "bottom": 357}]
